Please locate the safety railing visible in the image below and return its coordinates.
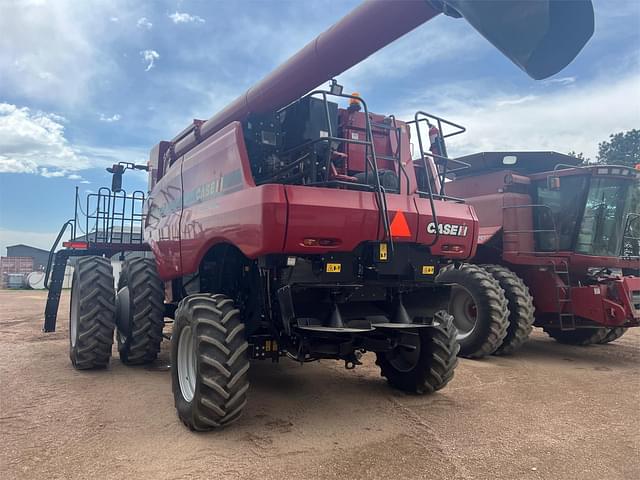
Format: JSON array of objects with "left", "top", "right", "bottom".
[
  {"left": 83, "top": 187, "right": 146, "bottom": 245},
  {"left": 270, "top": 89, "right": 393, "bottom": 249}
]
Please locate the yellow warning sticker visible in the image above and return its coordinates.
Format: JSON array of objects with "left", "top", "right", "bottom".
[
  {"left": 422, "top": 265, "right": 435, "bottom": 275},
  {"left": 379, "top": 243, "right": 388, "bottom": 261},
  {"left": 326, "top": 263, "right": 342, "bottom": 273}
]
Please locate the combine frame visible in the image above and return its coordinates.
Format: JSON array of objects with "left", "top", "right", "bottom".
[{"left": 42, "top": 0, "right": 596, "bottom": 430}]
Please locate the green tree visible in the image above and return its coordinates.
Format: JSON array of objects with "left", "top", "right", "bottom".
[
  {"left": 567, "top": 150, "right": 591, "bottom": 165},
  {"left": 596, "top": 129, "right": 640, "bottom": 167}
]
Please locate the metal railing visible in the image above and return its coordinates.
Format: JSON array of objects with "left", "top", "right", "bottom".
[
  {"left": 502, "top": 204, "right": 560, "bottom": 254},
  {"left": 270, "top": 90, "right": 393, "bottom": 249},
  {"left": 84, "top": 187, "right": 146, "bottom": 245}
]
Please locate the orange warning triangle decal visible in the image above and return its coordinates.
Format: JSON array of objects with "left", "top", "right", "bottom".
[{"left": 390, "top": 210, "right": 411, "bottom": 237}]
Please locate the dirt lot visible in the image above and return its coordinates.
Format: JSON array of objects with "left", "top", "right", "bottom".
[{"left": 1, "top": 289, "right": 639, "bottom": 480}]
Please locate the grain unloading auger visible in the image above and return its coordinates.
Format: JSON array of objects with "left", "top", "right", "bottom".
[{"left": 44, "top": 0, "right": 594, "bottom": 431}]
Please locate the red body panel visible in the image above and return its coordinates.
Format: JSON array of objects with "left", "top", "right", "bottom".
[
  {"left": 523, "top": 269, "right": 640, "bottom": 327},
  {"left": 145, "top": 121, "right": 479, "bottom": 280}
]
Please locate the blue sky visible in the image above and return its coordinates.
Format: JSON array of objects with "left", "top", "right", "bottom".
[{"left": 1, "top": 0, "right": 639, "bottom": 254}]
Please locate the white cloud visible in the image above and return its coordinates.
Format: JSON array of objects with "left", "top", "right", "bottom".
[
  {"left": 169, "top": 12, "right": 205, "bottom": 24},
  {"left": 0, "top": 103, "right": 143, "bottom": 177},
  {"left": 40, "top": 168, "right": 66, "bottom": 177},
  {"left": 543, "top": 76, "right": 576, "bottom": 86},
  {"left": 496, "top": 95, "right": 537, "bottom": 107},
  {"left": 0, "top": 103, "right": 90, "bottom": 175},
  {"left": 339, "top": 15, "right": 486, "bottom": 90},
  {"left": 99, "top": 113, "right": 121, "bottom": 122},
  {"left": 406, "top": 73, "right": 640, "bottom": 160},
  {"left": 136, "top": 17, "right": 152, "bottom": 30},
  {"left": 140, "top": 49, "right": 160, "bottom": 71},
  {"left": 110, "top": 16, "right": 119, "bottom": 23},
  {"left": 0, "top": 0, "right": 124, "bottom": 106},
  {"left": 0, "top": 157, "right": 38, "bottom": 174}
]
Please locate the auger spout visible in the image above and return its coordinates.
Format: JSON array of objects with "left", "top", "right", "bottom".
[{"left": 173, "top": 0, "right": 593, "bottom": 156}]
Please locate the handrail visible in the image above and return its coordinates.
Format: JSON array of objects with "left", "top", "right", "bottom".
[
  {"left": 406, "top": 112, "right": 440, "bottom": 247},
  {"left": 387, "top": 115, "right": 411, "bottom": 195},
  {"left": 407, "top": 111, "right": 466, "bottom": 196},
  {"left": 502, "top": 204, "right": 559, "bottom": 253},
  {"left": 44, "top": 219, "right": 74, "bottom": 289},
  {"left": 276, "top": 89, "right": 393, "bottom": 250}
]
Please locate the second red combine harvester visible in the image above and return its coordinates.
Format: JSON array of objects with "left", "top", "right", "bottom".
[
  {"left": 437, "top": 151, "right": 639, "bottom": 357},
  {"left": 43, "top": 0, "right": 595, "bottom": 430}
]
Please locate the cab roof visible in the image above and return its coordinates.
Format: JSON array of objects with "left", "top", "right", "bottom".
[{"left": 452, "top": 151, "right": 581, "bottom": 178}]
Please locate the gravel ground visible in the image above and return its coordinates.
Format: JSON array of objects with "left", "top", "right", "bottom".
[{"left": 1, "top": 289, "right": 639, "bottom": 480}]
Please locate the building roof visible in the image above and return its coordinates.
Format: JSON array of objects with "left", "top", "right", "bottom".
[{"left": 6, "top": 244, "right": 50, "bottom": 254}]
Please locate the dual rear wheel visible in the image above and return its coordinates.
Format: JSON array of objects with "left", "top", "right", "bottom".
[
  {"left": 437, "top": 263, "right": 535, "bottom": 358},
  {"left": 68, "top": 256, "right": 165, "bottom": 369},
  {"left": 68, "top": 256, "right": 251, "bottom": 430}
]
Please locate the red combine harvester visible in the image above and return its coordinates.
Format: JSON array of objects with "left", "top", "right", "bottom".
[
  {"left": 438, "top": 151, "right": 639, "bottom": 357},
  {"left": 43, "top": 0, "right": 594, "bottom": 430}
]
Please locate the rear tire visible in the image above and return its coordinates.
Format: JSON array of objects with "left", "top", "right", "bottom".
[
  {"left": 376, "top": 311, "right": 459, "bottom": 394},
  {"left": 69, "top": 256, "right": 116, "bottom": 369},
  {"left": 116, "top": 257, "right": 165, "bottom": 365},
  {"left": 543, "top": 327, "right": 609, "bottom": 345},
  {"left": 598, "top": 327, "right": 627, "bottom": 344},
  {"left": 171, "top": 294, "right": 250, "bottom": 431},
  {"left": 482, "top": 265, "right": 535, "bottom": 355},
  {"left": 436, "top": 264, "right": 509, "bottom": 358}
]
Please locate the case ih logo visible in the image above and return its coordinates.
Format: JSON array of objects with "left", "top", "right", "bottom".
[{"left": 426, "top": 222, "right": 469, "bottom": 237}]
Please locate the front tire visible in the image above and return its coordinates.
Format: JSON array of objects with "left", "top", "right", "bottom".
[
  {"left": 543, "top": 326, "right": 609, "bottom": 345},
  {"left": 116, "top": 257, "right": 165, "bottom": 365},
  {"left": 437, "top": 264, "right": 509, "bottom": 358},
  {"left": 598, "top": 327, "right": 627, "bottom": 344},
  {"left": 482, "top": 265, "right": 535, "bottom": 355},
  {"left": 171, "top": 294, "right": 250, "bottom": 431},
  {"left": 69, "top": 256, "right": 116, "bottom": 369},
  {"left": 376, "top": 311, "right": 459, "bottom": 394}
]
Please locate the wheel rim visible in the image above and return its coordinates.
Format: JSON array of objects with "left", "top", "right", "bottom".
[
  {"left": 450, "top": 286, "right": 478, "bottom": 340},
  {"left": 177, "top": 325, "right": 197, "bottom": 402},
  {"left": 388, "top": 332, "right": 421, "bottom": 372}
]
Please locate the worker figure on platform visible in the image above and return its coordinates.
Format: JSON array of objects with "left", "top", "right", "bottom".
[
  {"left": 347, "top": 92, "right": 362, "bottom": 113},
  {"left": 428, "top": 121, "right": 444, "bottom": 157}
]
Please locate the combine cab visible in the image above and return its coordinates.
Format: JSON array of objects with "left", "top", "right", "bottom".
[
  {"left": 43, "top": 0, "right": 595, "bottom": 430},
  {"left": 439, "top": 150, "right": 640, "bottom": 356}
]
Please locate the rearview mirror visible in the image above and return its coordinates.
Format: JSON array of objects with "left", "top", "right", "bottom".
[
  {"left": 441, "top": 0, "right": 594, "bottom": 80},
  {"left": 547, "top": 175, "right": 561, "bottom": 190},
  {"left": 106, "top": 164, "right": 125, "bottom": 193}
]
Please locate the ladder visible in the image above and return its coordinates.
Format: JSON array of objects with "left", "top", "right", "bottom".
[
  {"left": 43, "top": 249, "right": 72, "bottom": 332},
  {"left": 553, "top": 259, "right": 575, "bottom": 330}
]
